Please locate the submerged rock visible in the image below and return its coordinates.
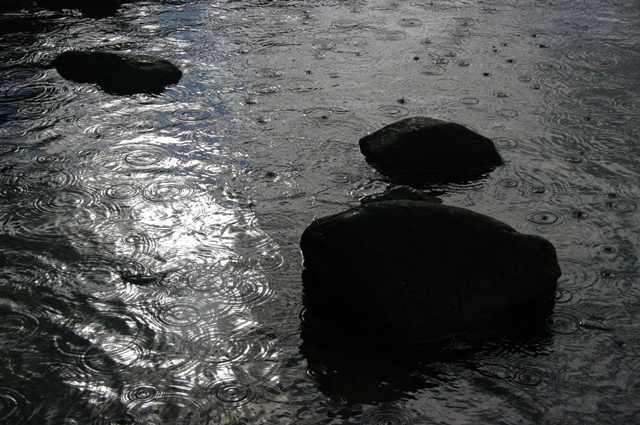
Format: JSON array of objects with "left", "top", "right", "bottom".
[
  {"left": 360, "top": 185, "right": 442, "bottom": 204},
  {"left": 36, "top": 0, "right": 126, "bottom": 18},
  {"left": 300, "top": 200, "right": 560, "bottom": 340},
  {"left": 359, "top": 116, "right": 504, "bottom": 183},
  {"left": 51, "top": 50, "right": 182, "bottom": 95}
]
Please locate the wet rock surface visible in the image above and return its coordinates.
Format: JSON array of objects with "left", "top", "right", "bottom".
[
  {"left": 300, "top": 200, "right": 560, "bottom": 340},
  {"left": 51, "top": 50, "right": 182, "bottom": 95},
  {"left": 360, "top": 184, "right": 442, "bottom": 204},
  {"left": 359, "top": 116, "right": 504, "bottom": 184}
]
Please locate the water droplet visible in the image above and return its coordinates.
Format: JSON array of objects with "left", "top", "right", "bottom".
[
  {"left": 250, "top": 83, "right": 280, "bottom": 95},
  {"left": 599, "top": 269, "right": 616, "bottom": 279},
  {"left": 106, "top": 183, "right": 140, "bottom": 199},
  {"left": 212, "top": 381, "right": 254, "bottom": 405},
  {"left": 570, "top": 210, "right": 589, "bottom": 219},
  {"left": 311, "top": 40, "right": 335, "bottom": 50},
  {"left": 157, "top": 304, "right": 202, "bottom": 327},
  {"left": 494, "top": 138, "right": 519, "bottom": 148},
  {"left": 0, "top": 312, "right": 39, "bottom": 347},
  {"left": 526, "top": 211, "right": 560, "bottom": 225},
  {"left": 557, "top": 258, "right": 597, "bottom": 291},
  {"left": 126, "top": 385, "right": 160, "bottom": 402},
  {"left": 554, "top": 290, "right": 573, "bottom": 303},
  {"left": 604, "top": 199, "right": 638, "bottom": 213},
  {"left": 497, "top": 109, "right": 519, "bottom": 118},
  {"left": 434, "top": 79, "right": 461, "bottom": 91},
  {"left": 458, "top": 60, "right": 470, "bottom": 67},
  {"left": 361, "top": 405, "right": 417, "bottom": 424},
  {"left": 376, "top": 30, "right": 407, "bottom": 41},
  {"left": 124, "top": 149, "right": 164, "bottom": 167},
  {"left": 461, "top": 97, "right": 479, "bottom": 105},
  {"left": 546, "top": 312, "right": 580, "bottom": 334},
  {"left": 256, "top": 68, "right": 285, "bottom": 78},
  {"left": 0, "top": 387, "right": 33, "bottom": 423},
  {"left": 325, "top": 395, "right": 348, "bottom": 406},
  {"left": 142, "top": 181, "right": 196, "bottom": 202},
  {"left": 172, "top": 108, "right": 214, "bottom": 122},
  {"left": 35, "top": 154, "right": 66, "bottom": 164},
  {"left": 331, "top": 19, "right": 360, "bottom": 29},
  {"left": 601, "top": 246, "right": 616, "bottom": 254},
  {"left": 511, "top": 368, "right": 544, "bottom": 388},
  {"left": 378, "top": 105, "right": 409, "bottom": 117},
  {"left": 422, "top": 66, "right": 447, "bottom": 76},
  {"left": 306, "top": 365, "right": 328, "bottom": 379},
  {"left": 499, "top": 179, "right": 519, "bottom": 188},
  {"left": 549, "top": 192, "right": 582, "bottom": 206},
  {"left": 343, "top": 36, "right": 368, "bottom": 47},
  {"left": 398, "top": 18, "right": 422, "bottom": 27}
]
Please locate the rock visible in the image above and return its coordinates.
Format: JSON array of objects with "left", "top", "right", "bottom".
[
  {"left": 360, "top": 185, "right": 441, "bottom": 204},
  {"left": 359, "top": 116, "right": 504, "bottom": 183},
  {"left": 36, "top": 0, "right": 125, "bottom": 18},
  {"left": 300, "top": 200, "right": 560, "bottom": 340},
  {"left": 51, "top": 51, "right": 182, "bottom": 95}
]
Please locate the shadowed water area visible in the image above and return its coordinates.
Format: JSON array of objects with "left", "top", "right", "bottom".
[{"left": 1, "top": 0, "right": 639, "bottom": 423}]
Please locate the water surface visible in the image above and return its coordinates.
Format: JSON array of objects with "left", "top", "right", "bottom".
[{"left": 1, "top": 0, "right": 639, "bottom": 423}]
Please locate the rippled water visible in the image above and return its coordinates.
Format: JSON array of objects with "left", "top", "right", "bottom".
[{"left": 1, "top": 0, "right": 639, "bottom": 423}]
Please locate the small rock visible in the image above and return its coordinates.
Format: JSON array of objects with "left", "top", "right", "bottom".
[
  {"left": 359, "top": 116, "right": 504, "bottom": 183},
  {"left": 52, "top": 50, "right": 182, "bottom": 95}
]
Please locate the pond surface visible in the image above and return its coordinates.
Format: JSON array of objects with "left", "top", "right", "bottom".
[{"left": 1, "top": 0, "right": 639, "bottom": 423}]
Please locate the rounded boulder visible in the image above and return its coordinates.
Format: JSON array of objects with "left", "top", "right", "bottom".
[
  {"left": 359, "top": 116, "right": 504, "bottom": 183},
  {"left": 300, "top": 200, "right": 561, "bottom": 340}
]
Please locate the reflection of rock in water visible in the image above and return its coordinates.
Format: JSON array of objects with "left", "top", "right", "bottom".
[
  {"left": 300, "top": 269, "right": 555, "bottom": 412},
  {"left": 299, "top": 269, "right": 441, "bottom": 408}
]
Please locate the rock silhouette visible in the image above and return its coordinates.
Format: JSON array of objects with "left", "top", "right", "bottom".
[
  {"left": 51, "top": 50, "right": 182, "bottom": 95},
  {"left": 359, "top": 116, "right": 504, "bottom": 184},
  {"left": 300, "top": 198, "right": 560, "bottom": 340},
  {"left": 36, "top": 0, "right": 126, "bottom": 18},
  {"left": 360, "top": 184, "right": 442, "bottom": 204}
]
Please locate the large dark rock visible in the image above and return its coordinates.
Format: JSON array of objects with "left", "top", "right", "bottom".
[
  {"left": 300, "top": 200, "right": 560, "bottom": 340},
  {"left": 51, "top": 51, "right": 182, "bottom": 95},
  {"left": 359, "top": 117, "right": 504, "bottom": 183}
]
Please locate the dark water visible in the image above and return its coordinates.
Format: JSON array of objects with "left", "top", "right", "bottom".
[{"left": 1, "top": 0, "right": 639, "bottom": 423}]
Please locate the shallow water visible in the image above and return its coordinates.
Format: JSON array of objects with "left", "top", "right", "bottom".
[{"left": 1, "top": 0, "right": 639, "bottom": 423}]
